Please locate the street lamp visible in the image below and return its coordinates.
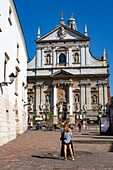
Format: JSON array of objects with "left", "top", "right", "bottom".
[{"left": 0, "top": 73, "right": 16, "bottom": 86}]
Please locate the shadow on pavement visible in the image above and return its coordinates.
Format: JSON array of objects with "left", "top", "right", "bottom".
[
  {"left": 31, "top": 151, "right": 92, "bottom": 160},
  {"left": 31, "top": 155, "right": 63, "bottom": 160}
]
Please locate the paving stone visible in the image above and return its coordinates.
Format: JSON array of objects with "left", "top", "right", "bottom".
[{"left": 0, "top": 130, "right": 113, "bottom": 169}]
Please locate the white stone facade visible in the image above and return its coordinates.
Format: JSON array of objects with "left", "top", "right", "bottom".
[
  {"left": 0, "top": 0, "right": 28, "bottom": 146},
  {"left": 27, "top": 15, "right": 110, "bottom": 127}
]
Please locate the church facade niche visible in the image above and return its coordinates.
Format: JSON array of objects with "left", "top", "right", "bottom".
[
  {"left": 72, "top": 47, "right": 80, "bottom": 64},
  {"left": 44, "top": 49, "right": 52, "bottom": 65}
]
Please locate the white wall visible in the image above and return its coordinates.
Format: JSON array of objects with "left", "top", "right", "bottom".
[{"left": 0, "top": 0, "right": 28, "bottom": 146}]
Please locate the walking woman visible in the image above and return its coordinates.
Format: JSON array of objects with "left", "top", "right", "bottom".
[{"left": 63, "top": 122, "right": 74, "bottom": 161}]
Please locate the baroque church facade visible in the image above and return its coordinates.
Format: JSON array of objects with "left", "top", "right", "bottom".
[{"left": 27, "top": 15, "right": 110, "bottom": 126}]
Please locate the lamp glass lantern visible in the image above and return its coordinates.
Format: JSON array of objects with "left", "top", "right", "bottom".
[{"left": 9, "top": 73, "right": 16, "bottom": 83}]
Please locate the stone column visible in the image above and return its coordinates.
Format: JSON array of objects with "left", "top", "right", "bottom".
[
  {"left": 53, "top": 85, "right": 57, "bottom": 116},
  {"left": 53, "top": 85, "right": 57, "bottom": 124},
  {"left": 33, "top": 84, "right": 37, "bottom": 116},
  {"left": 37, "top": 48, "right": 41, "bottom": 67},
  {"left": 52, "top": 47, "right": 56, "bottom": 66},
  {"left": 68, "top": 48, "right": 72, "bottom": 66},
  {"left": 56, "top": 52, "right": 58, "bottom": 65},
  {"left": 67, "top": 49, "right": 69, "bottom": 65},
  {"left": 69, "top": 84, "right": 73, "bottom": 115},
  {"left": 41, "top": 48, "right": 44, "bottom": 67},
  {"left": 80, "top": 45, "right": 85, "bottom": 65}
]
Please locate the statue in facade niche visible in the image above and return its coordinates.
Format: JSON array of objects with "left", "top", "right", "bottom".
[
  {"left": 45, "top": 94, "right": 50, "bottom": 111},
  {"left": 46, "top": 94, "right": 50, "bottom": 103},
  {"left": 92, "top": 95, "right": 97, "bottom": 103},
  {"left": 67, "top": 103, "right": 70, "bottom": 112},
  {"left": 39, "top": 104, "right": 43, "bottom": 111},
  {"left": 98, "top": 103, "right": 102, "bottom": 112},
  {"left": 46, "top": 54, "right": 50, "bottom": 64},
  {"left": 75, "top": 94, "right": 79, "bottom": 103},
  {"left": 74, "top": 53, "right": 79, "bottom": 63},
  {"left": 83, "top": 104, "right": 87, "bottom": 112},
  {"left": 59, "top": 102, "right": 63, "bottom": 112},
  {"left": 76, "top": 103, "right": 80, "bottom": 112},
  {"left": 46, "top": 103, "right": 50, "bottom": 111}
]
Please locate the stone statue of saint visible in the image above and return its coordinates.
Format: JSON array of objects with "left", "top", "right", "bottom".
[
  {"left": 75, "top": 94, "right": 79, "bottom": 103},
  {"left": 98, "top": 103, "right": 102, "bottom": 112},
  {"left": 39, "top": 104, "right": 43, "bottom": 111},
  {"left": 67, "top": 103, "right": 70, "bottom": 112},
  {"left": 83, "top": 104, "right": 87, "bottom": 112},
  {"left": 59, "top": 102, "right": 63, "bottom": 112},
  {"left": 93, "top": 95, "right": 97, "bottom": 103},
  {"left": 46, "top": 95, "right": 50, "bottom": 103},
  {"left": 74, "top": 53, "right": 79, "bottom": 63},
  {"left": 76, "top": 103, "right": 80, "bottom": 112},
  {"left": 46, "top": 103, "right": 50, "bottom": 111}
]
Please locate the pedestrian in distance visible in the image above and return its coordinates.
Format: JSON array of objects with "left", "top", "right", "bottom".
[
  {"left": 63, "top": 122, "right": 74, "bottom": 161},
  {"left": 78, "top": 120, "right": 82, "bottom": 132}
]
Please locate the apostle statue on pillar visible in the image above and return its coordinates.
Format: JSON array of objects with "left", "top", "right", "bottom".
[
  {"left": 59, "top": 102, "right": 63, "bottom": 112},
  {"left": 67, "top": 103, "right": 70, "bottom": 112},
  {"left": 75, "top": 103, "right": 80, "bottom": 112}
]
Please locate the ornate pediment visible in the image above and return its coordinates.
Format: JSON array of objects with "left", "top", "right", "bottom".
[
  {"left": 51, "top": 69, "right": 73, "bottom": 78},
  {"left": 36, "top": 24, "right": 90, "bottom": 43}
]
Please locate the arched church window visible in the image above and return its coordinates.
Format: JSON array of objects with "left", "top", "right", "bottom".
[
  {"left": 46, "top": 54, "right": 51, "bottom": 64},
  {"left": 74, "top": 53, "right": 79, "bottom": 63},
  {"left": 59, "top": 53, "right": 66, "bottom": 64}
]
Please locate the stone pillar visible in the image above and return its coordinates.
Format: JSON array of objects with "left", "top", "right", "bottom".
[
  {"left": 56, "top": 52, "right": 58, "bottom": 65},
  {"left": 41, "top": 49, "right": 44, "bottom": 67},
  {"left": 37, "top": 48, "right": 41, "bottom": 67},
  {"left": 33, "top": 84, "right": 37, "bottom": 116},
  {"left": 69, "top": 85, "right": 73, "bottom": 115},
  {"left": 67, "top": 49, "right": 69, "bottom": 65},
  {"left": 52, "top": 47, "right": 54, "bottom": 66},
  {"left": 80, "top": 45, "right": 85, "bottom": 65},
  {"left": 68, "top": 48, "right": 72, "bottom": 66},
  {"left": 53, "top": 85, "right": 57, "bottom": 124},
  {"left": 53, "top": 85, "right": 57, "bottom": 116}
]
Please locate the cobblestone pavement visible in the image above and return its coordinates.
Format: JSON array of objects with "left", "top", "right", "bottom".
[{"left": 0, "top": 129, "right": 113, "bottom": 170}]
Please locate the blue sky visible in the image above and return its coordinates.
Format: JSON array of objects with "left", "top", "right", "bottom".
[{"left": 14, "top": 0, "right": 113, "bottom": 96}]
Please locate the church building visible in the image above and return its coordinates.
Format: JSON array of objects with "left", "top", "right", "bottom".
[{"left": 27, "top": 14, "right": 110, "bottom": 127}]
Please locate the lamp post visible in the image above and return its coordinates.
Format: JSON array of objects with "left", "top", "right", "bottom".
[{"left": 0, "top": 73, "right": 16, "bottom": 86}]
